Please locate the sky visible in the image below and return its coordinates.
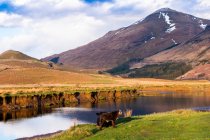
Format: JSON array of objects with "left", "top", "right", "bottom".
[{"left": 0, "top": 0, "right": 210, "bottom": 59}]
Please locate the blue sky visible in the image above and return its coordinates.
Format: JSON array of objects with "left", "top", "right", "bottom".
[
  {"left": 0, "top": 1, "right": 15, "bottom": 13},
  {"left": 0, "top": 0, "right": 209, "bottom": 58}
]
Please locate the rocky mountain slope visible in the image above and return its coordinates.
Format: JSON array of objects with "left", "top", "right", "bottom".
[
  {"left": 43, "top": 8, "right": 210, "bottom": 70},
  {"left": 109, "top": 26, "right": 210, "bottom": 80},
  {"left": 135, "top": 25, "right": 210, "bottom": 67}
]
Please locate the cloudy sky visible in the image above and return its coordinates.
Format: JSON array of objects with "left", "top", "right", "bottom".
[{"left": 0, "top": 0, "right": 210, "bottom": 58}]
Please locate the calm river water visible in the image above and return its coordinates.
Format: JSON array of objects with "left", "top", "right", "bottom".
[{"left": 0, "top": 91, "right": 210, "bottom": 140}]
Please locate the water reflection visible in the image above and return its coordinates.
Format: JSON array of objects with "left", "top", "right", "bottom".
[
  {"left": 0, "top": 108, "right": 89, "bottom": 140},
  {"left": 0, "top": 108, "right": 53, "bottom": 122},
  {"left": 1, "top": 92, "right": 210, "bottom": 139}
]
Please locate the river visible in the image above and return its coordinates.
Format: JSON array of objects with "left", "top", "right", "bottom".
[{"left": 0, "top": 91, "right": 210, "bottom": 140}]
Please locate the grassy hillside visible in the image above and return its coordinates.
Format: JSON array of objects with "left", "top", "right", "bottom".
[
  {"left": 0, "top": 50, "right": 58, "bottom": 70},
  {"left": 107, "top": 62, "right": 192, "bottom": 79},
  {"left": 0, "top": 68, "right": 115, "bottom": 84},
  {"left": 129, "top": 62, "right": 192, "bottom": 79},
  {"left": 177, "top": 64, "right": 210, "bottom": 80},
  {"left": 0, "top": 50, "right": 116, "bottom": 85},
  {"left": 44, "top": 110, "right": 210, "bottom": 140},
  {"left": 0, "top": 50, "right": 37, "bottom": 60}
]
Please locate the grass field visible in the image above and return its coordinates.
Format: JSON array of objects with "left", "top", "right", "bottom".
[
  {"left": 0, "top": 67, "right": 116, "bottom": 85},
  {"left": 43, "top": 110, "right": 210, "bottom": 140},
  {"left": 0, "top": 77, "right": 210, "bottom": 95}
]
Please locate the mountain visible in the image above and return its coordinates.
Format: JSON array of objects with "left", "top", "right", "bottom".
[
  {"left": 0, "top": 50, "right": 56, "bottom": 69},
  {"left": 109, "top": 25, "right": 210, "bottom": 79},
  {"left": 136, "top": 25, "right": 210, "bottom": 66},
  {"left": 43, "top": 8, "right": 210, "bottom": 70},
  {"left": 0, "top": 50, "right": 37, "bottom": 60}
]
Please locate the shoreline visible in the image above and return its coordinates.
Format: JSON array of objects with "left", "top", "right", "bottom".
[
  {"left": 16, "top": 130, "right": 63, "bottom": 140},
  {"left": 20, "top": 109, "right": 210, "bottom": 140}
]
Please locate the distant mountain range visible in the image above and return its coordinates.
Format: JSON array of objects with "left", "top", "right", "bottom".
[{"left": 2, "top": 8, "right": 210, "bottom": 81}]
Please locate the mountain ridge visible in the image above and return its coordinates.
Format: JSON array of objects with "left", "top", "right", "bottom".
[{"left": 43, "top": 8, "right": 210, "bottom": 70}]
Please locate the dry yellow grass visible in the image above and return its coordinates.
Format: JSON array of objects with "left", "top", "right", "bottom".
[
  {"left": 123, "top": 109, "right": 133, "bottom": 117},
  {"left": 0, "top": 65, "right": 210, "bottom": 95},
  {"left": 0, "top": 67, "right": 115, "bottom": 85},
  {"left": 116, "top": 78, "right": 210, "bottom": 92},
  {"left": 0, "top": 76, "right": 209, "bottom": 95}
]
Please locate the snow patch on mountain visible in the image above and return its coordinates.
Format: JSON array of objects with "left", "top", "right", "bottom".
[
  {"left": 199, "top": 20, "right": 207, "bottom": 29},
  {"left": 115, "top": 31, "right": 120, "bottom": 35},
  {"left": 159, "top": 12, "right": 176, "bottom": 33},
  {"left": 151, "top": 37, "right": 155, "bottom": 39},
  {"left": 114, "top": 27, "right": 126, "bottom": 35},
  {"left": 171, "top": 39, "right": 177, "bottom": 44},
  {"left": 166, "top": 26, "right": 176, "bottom": 33},
  {"left": 133, "top": 18, "right": 145, "bottom": 25},
  {"left": 200, "top": 23, "right": 207, "bottom": 29}
]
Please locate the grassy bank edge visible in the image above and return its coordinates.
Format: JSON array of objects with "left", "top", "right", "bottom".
[{"left": 41, "top": 110, "right": 210, "bottom": 140}]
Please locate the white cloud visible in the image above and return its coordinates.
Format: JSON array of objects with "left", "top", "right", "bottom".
[
  {"left": 0, "top": 12, "right": 106, "bottom": 58},
  {"left": 13, "top": 0, "right": 86, "bottom": 9},
  {"left": 12, "top": 0, "right": 31, "bottom": 6},
  {"left": 0, "top": 0, "right": 209, "bottom": 58},
  {"left": 197, "top": 0, "right": 210, "bottom": 7},
  {"left": 0, "top": 13, "right": 32, "bottom": 27}
]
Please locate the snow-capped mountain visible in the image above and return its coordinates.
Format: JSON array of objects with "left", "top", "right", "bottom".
[
  {"left": 128, "top": 25, "right": 210, "bottom": 80},
  {"left": 43, "top": 8, "right": 210, "bottom": 70}
]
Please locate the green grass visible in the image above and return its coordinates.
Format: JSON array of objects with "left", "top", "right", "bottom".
[
  {"left": 44, "top": 110, "right": 210, "bottom": 140},
  {"left": 107, "top": 62, "right": 192, "bottom": 80},
  {"left": 129, "top": 62, "right": 192, "bottom": 79}
]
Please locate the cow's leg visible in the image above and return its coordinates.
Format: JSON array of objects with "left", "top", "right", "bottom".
[
  {"left": 96, "top": 117, "right": 100, "bottom": 126},
  {"left": 111, "top": 120, "right": 115, "bottom": 128},
  {"left": 99, "top": 119, "right": 105, "bottom": 130}
]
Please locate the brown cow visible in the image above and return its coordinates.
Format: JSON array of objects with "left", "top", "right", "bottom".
[
  {"left": 96, "top": 112, "right": 112, "bottom": 127},
  {"left": 97, "top": 110, "right": 122, "bottom": 130}
]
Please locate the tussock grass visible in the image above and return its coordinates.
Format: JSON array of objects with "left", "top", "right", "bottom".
[{"left": 123, "top": 109, "right": 133, "bottom": 117}]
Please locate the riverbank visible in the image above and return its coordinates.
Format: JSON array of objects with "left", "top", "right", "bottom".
[
  {"left": 0, "top": 88, "right": 139, "bottom": 111},
  {"left": 0, "top": 78, "right": 210, "bottom": 95},
  {"left": 0, "top": 78, "right": 210, "bottom": 111},
  {"left": 41, "top": 110, "right": 210, "bottom": 140}
]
